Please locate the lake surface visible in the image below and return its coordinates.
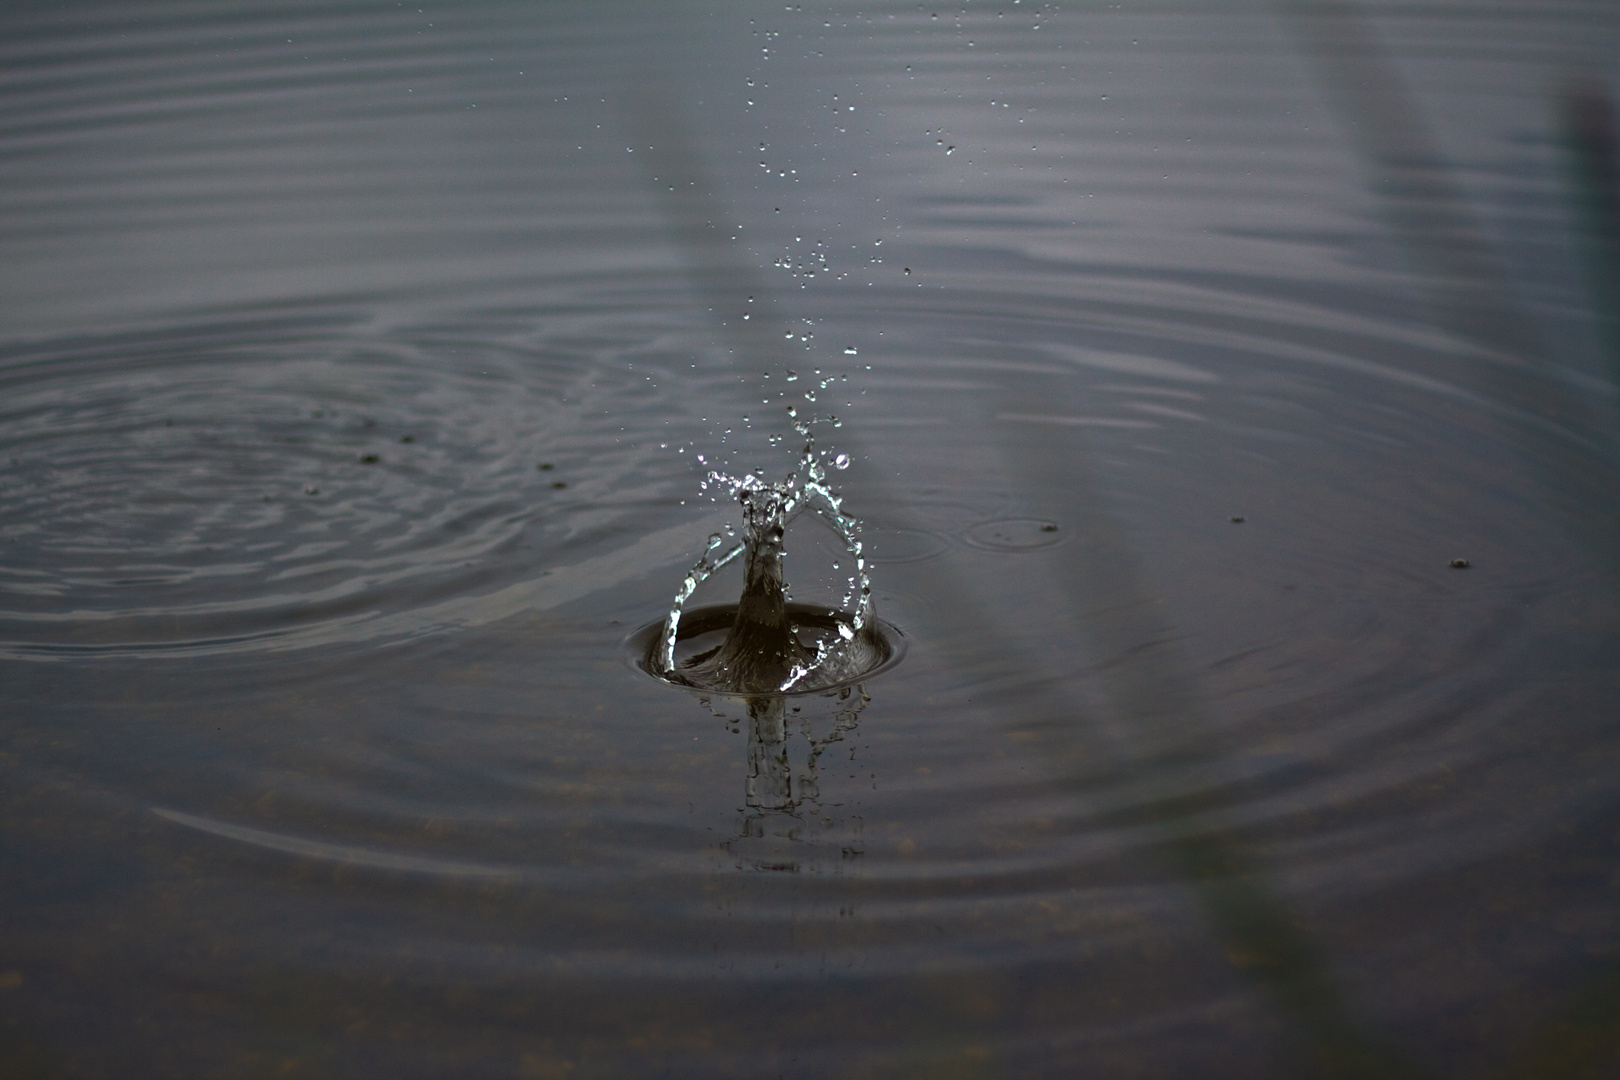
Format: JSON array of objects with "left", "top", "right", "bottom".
[{"left": 3, "top": 2, "right": 1619, "bottom": 1077}]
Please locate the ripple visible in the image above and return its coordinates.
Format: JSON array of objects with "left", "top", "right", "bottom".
[
  {"left": 0, "top": 312, "right": 676, "bottom": 659},
  {"left": 867, "top": 527, "right": 951, "bottom": 565},
  {"left": 961, "top": 517, "right": 1066, "bottom": 552}
]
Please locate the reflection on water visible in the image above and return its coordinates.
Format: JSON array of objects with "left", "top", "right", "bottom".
[
  {"left": 2, "top": 1, "right": 1619, "bottom": 1078},
  {"left": 694, "top": 688, "right": 871, "bottom": 875}
]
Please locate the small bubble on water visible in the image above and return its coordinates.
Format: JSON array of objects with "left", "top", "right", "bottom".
[
  {"left": 833, "top": 453, "right": 850, "bottom": 469},
  {"left": 844, "top": 346, "right": 858, "bottom": 356}
]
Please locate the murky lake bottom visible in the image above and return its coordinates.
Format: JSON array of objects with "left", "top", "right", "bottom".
[{"left": 3, "top": 3, "right": 1619, "bottom": 1078}]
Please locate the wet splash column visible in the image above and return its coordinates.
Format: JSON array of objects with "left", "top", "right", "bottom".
[{"left": 686, "top": 482, "right": 814, "bottom": 694}]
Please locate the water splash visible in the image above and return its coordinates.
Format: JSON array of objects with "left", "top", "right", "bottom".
[{"left": 641, "top": 414, "right": 895, "bottom": 695}]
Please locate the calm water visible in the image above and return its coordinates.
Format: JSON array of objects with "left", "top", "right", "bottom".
[{"left": 3, "top": 2, "right": 1619, "bottom": 1077}]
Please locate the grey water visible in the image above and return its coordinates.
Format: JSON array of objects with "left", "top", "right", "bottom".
[{"left": 3, "top": 2, "right": 1619, "bottom": 1078}]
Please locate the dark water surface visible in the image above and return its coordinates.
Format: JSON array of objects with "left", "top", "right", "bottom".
[{"left": 4, "top": 2, "right": 1619, "bottom": 1077}]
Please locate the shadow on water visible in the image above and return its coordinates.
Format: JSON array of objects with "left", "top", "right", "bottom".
[
  {"left": 1276, "top": 1, "right": 1620, "bottom": 567},
  {"left": 626, "top": 0, "right": 1620, "bottom": 1071},
  {"left": 1560, "top": 77, "right": 1620, "bottom": 391}
]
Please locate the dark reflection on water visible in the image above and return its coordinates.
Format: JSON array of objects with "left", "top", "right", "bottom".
[{"left": 3, "top": 2, "right": 1619, "bottom": 1078}]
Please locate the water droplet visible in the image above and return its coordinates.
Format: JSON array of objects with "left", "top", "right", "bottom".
[
  {"left": 843, "top": 347, "right": 858, "bottom": 356},
  {"left": 833, "top": 453, "right": 849, "bottom": 470}
]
